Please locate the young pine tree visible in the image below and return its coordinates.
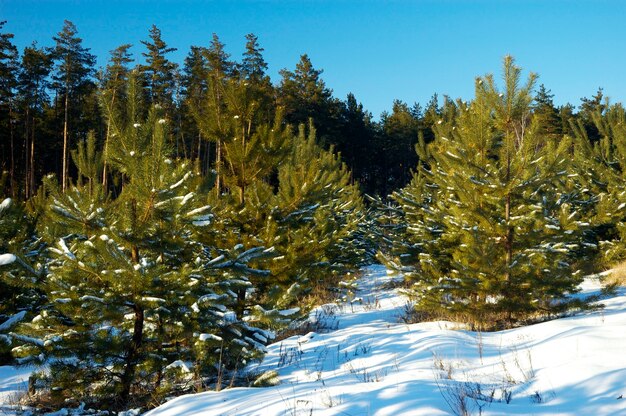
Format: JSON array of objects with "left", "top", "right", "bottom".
[
  {"left": 393, "top": 57, "right": 589, "bottom": 327},
  {"left": 0, "top": 194, "right": 44, "bottom": 364},
  {"left": 268, "top": 124, "right": 364, "bottom": 308},
  {"left": 49, "top": 20, "right": 97, "bottom": 192},
  {"left": 12, "top": 76, "right": 271, "bottom": 408},
  {"left": 572, "top": 102, "right": 626, "bottom": 266}
]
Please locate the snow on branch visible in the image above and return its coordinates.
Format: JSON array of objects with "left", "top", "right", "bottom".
[
  {"left": 9, "top": 332, "right": 44, "bottom": 348},
  {"left": 0, "top": 197, "right": 12, "bottom": 214},
  {"left": 0, "top": 310, "right": 27, "bottom": 331},
  {"left": 0, "top": 253, "right": 16, "bottom": 266}
]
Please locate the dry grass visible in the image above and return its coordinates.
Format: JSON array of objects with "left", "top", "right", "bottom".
[{"left": 603, "top": 261, "right": 626, "bottom": 287}]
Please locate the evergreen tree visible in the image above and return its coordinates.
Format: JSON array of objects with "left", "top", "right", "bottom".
[
  {"left": 239, "top": 34, "right": 274, "bottom": 125},
  {"left": 0, "top": 195, "right": 44, "bottom": 364},
  {"left": 578, "top": 88, "right": 606, "bottom": 144},
  {"left": 377, "top": 100, "right": 420, "bottom": 195},
  {"left": 50, "top": 20, "right": 97, "bottom": 192},
  {"left": 392, "top": 57, "right": 589, "bottom": 327},
  {"left": 12, "top": 76, "right": 271, "bottom": 407},
  {"left": 533, "top": 84, "right": 563, "bottom": 141},
  {"left": 337, "top": 93, "right": 377, "bottom": 194},
  {"left": 18, "top": 43, "right": 53, "bottom": 199},
  {"left": 572, "top": 102, "right": 626, "bottom": 266},
  {"left": 278, "top": 54, "right": 343, "bottom": 147},
  {"left": 240, "top": 33, "right": 268, "bottom": 82},
  {"left": 140, "top": 25, "right": 178, "bottom": 111},
  {"left": 187, "top": 34, "right": 235, "bottom": 195},
  {"left": 181, "top": 45, "right": 209, "bottom": 165},
  {"left": 0, "top": 21, "right": 19, "bottom": 196},
  {"left": 100, "top": 44, "right": 133, "bottom": 189},
  {"left": 267, "top": 124, "right": 364, "bottom": 308}
]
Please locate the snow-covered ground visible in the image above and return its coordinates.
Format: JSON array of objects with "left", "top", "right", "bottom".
[
  {"left": 145, "top": 265, "right": 626, "bottom": 416},
  {"left": 0, "top": 364, "right": 35, "bottom": 413},
  {"left": 2, "top": 265, "right": 626, "bottom": 415}
]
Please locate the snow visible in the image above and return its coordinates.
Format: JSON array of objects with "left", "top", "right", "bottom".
[
  {"left": 2, "top": 266, "right": 626, "bottom": 415},
  {"left": 278, "top": 308, "right": 300, "bottom": 316},
  {"left": 0, "top": 365, "right": 35, "bottom": 404},
  {"left": 165, "top": 360, "right": 191, "bottom": 373},
  {"left": 0, "top": 253, "right": 16, "bottom": 266},
  {"left": 0, "top": 311, "right": 27, "bottom": 332},
  {"left": 0, "top": 198, "right": 11, "bottom": 212},
  {"left": 58, "top": 238, "right": 76, "bottom": 260},
  {"left": 145, "top": 265, "right": 626, "bottom": 416},
  {"left": 198, "top": 333, "right": 223, "bottom": 342}
]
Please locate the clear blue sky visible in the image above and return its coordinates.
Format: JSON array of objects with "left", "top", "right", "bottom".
[{"left": 2, "top": 0, "right": 625, "bottom": 118}]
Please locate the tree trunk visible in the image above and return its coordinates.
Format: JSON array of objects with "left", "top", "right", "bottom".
[
  {"left": 505, "top": 193, "right": 513, "bottom": 282},
  {"left": 215, "top": 139, "right": 222, "bottom": 197},
  {"left": 24, "top": 106, "right": 30, "bottom": 199},
  {"left": 62, "top": 90, "right": 69, "bottom": 192},
  {"left": 9, "top": 103, "right": 15, "bottom": 198},
  {"left": 102, "top": 101, "right": 114, "bottom": 190},
  {"left": 120, "top": 304, "right": 144, "bottom": 401},
  {"left": 235, "top": 288, "right": 246, "bottom": 320}
]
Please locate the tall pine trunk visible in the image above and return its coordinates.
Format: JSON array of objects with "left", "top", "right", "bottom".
[
  {"left": 62, "top": 90, "right": 69, "bottom": 192},
  {"left": 215, "top": 139, "right": 222, "bottom": 197},
  {"left": 9, "top": 103, "right": 16, "bottom": 198},
  {"left": 23, "top": 106, "right": 30, "bottom": 199}
]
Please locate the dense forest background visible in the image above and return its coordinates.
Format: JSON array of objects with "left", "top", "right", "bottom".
[
  {"left": 1, "top": 20, "right": 625, "bottom": 411},
  {"left": 0, "top": 20, "right": 609, "bottom": 200}
]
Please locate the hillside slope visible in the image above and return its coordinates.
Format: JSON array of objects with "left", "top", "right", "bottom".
[{"left": 145, "top": 265, "right": 626, "bottom": 416}]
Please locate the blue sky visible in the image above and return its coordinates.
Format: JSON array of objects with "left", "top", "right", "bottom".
[{"left": 2, "top": 0, "right": 625, "bottom": 118}]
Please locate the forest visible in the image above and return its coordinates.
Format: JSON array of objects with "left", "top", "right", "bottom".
[{"left": 1, "top": 19, "right": 625, "bottom": 411}]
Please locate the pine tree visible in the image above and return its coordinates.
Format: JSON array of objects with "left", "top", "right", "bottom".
[
  {"left": 12, "top": 76, "right": 271, "bottom": 407},
  {"left": 18, "top": 43, "right": 52, "bottom": 199},
  {"left": 0, "top": 195, "right": 44, "bottom": 364},
  {"left": 267, "top": 124, "right": 364, "bottom": 307},
  {"left": 100, "top": 43, "right": 133, "bottom": 190},
  {"left": 337, "top": 93, "right": 377, "bottom": 194},
  {"left": 393, "top": 57, "right": 588, "bottom": 327},
  {"left": 278, "top": 54, "right": 343, "bottom": 147},
  {"left": 572, "top": 102, "right": 626, "bottom": 266},
  {"left": 181, "top": 45, "right": 209, "bottom": 165},
  {"left": 534, "top": 84, "right": 563, "bottom": 141},
  {"left": 0, "top": 21, "right": 19, "bottom": 196},
  {"left": 239, "top": 34, "right": 274, "bottom": 123},
  {"left": 140, "top": 25, "right": 178, "bottom": 110},
  {"left": 50, "top": 20, "right": 97, "bottom": 192},
  {"left": 70, "top": 130, "right": 103, "bottom": 195},
  {"left": 240, "top": 33, "right": 268, "bottom": 83},
  {"left": 187, "top": 34, "right": 235, "bottom": 195},
  {"left": 378, "top": 100, "right": 420, "bottom": 194}
]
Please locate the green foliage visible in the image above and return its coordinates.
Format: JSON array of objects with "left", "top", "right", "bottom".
[
  {"left": 573, "top": 103, "right": 626, "bottom": 265},
  {"left": 0, "top": 195, "right": 44, "bottom": 363},
  {"left": 71, "top": 130, "right": 103, "bottom": 190},
  {"left": 140, "top": 25, "right": 178, "bottom": 110},
  {"left": 12, "top": 81, "right": 271, "bottom": 407},
  {"left": 266, "top": 124, "right": 364, "bottom": 306},
  {"left": 390, "top": 57, "right": 590, "bottom": 327}
]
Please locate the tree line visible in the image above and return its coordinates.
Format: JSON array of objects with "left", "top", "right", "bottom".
[
  {"left": 0, "top": 20, "right": 436, "bottom": 200},
  {"left": 1, "top": 19, "right": 625, "bottom": 412}
]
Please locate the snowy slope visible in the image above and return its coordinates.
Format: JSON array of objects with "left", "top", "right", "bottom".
[
  {"left": 1, "top": 266, "right": 624, "bottom": 415},
  {"left": 145, "top": 265, "right": 626, "bottom": 416}
]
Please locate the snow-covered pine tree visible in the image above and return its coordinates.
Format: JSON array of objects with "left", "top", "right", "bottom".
[
  {"left": 394, "top": 57, "right": 589, "bottom": 327},
  {"left": 267, "top": 123, "right": 364, "bottom": 308},
  {"left": 0, "top": 194, "right": 44, "bottom": 364},
  {"left": 12, "top": 75, "right": 271, "bottom": 408},
  {"left": 572, "top": 102, "right": 626, "bottom": 265}
]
